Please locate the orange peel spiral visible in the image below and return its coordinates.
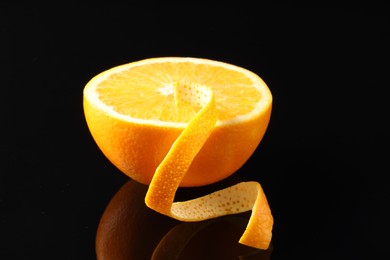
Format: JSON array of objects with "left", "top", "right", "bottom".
[{"left": 145, "top": 83, "right": 273, "bottom": 249}]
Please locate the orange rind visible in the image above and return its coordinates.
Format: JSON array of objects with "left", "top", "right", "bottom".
[{"left": 145, "top": 83, "right": 272, "bottom": 249}]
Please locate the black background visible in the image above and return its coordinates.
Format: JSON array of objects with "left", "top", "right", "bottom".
[{"left": 1, "top": 5, "right": 389, "bottom": 259}]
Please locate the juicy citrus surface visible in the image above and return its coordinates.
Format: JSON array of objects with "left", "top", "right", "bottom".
[{"left": 95, "top": 61, "right": 262, "bottom": 123}]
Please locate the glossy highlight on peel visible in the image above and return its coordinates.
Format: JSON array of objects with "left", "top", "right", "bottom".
[{"left": 84, "top": 57, "right": 274, "bottom": 249}]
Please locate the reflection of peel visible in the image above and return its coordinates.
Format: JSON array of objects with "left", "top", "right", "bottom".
[
  {"left": 96, "top": 180, "right": 272, "bottom": 259},
  {"left": 145, "top": 83, "right": 273, "bottom": 249},
  {"left": 152, "top": 216, "right": 273, "bottom": 260}
]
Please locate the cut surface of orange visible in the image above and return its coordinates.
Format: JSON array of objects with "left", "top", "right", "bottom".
[{"left": 83, "top": 57, "right": 273, "bottom": 249}]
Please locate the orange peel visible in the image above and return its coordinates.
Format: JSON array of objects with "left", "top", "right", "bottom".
[{"left": 145, "top": 83, "right": 273, "bottom": 249}]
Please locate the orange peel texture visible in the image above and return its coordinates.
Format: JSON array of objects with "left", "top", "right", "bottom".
[{"left": 145, "top": 83, "right": 273, "bottom": 249}]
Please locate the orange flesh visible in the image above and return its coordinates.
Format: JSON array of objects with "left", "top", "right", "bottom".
[{"left": 96, "top": 62, "right": 261, "bottom": 122}]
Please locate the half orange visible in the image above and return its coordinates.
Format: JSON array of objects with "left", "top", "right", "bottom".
[
  {"left": 83, "top": 57, "right": 272, "bottom": 187},
  {"left": 83, "top": 57, "right": 273, "bottom": 249}
]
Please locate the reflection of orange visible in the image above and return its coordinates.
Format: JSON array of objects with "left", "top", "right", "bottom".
[
  {"left": 83, "top": 57, "right": 272, "bottom": 187},
  {"left": 96, "top": 180, "right": 273, "bottom": 259},
  {"left": 95, "top": 180, "right": 177, "bottom": 259}
]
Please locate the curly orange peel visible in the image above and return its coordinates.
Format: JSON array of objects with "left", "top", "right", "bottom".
[{"left": 145, "top": 83, "right": 273, "bottom": 249}]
